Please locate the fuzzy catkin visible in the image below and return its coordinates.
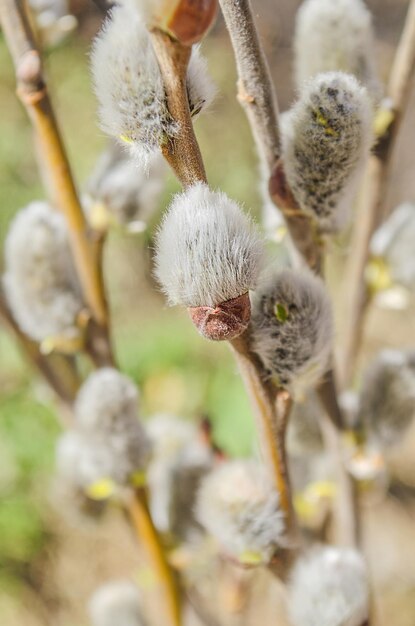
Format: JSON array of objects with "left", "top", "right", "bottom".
[
  {"left": 294, "top": 0, "right": 381, "bottom": 101},
  {"left": 289, "top": 546, "right": 369, "bottom": 626},
  {"left": 154, "top": 183, "right": 264, "bottom": 307},
  {"left": 3, "top": 201, "right": 83, "bottom": 343},
  {"left": 146, "top": 414, "right": 213, "bottom": 541},
  {"left": 196, "top": 460, "right": 284, "bottom": 563},
  {"left": 251, "top": 269, "right": 333, "bottom": 391},
  {"left": 89, "top": 580, "right": 146, "bottom": 626},
  {"left": 370, "top": 202, "right": 415, "bottom": 292},
  {"left": 281, "top": 72, "right": 373, "bottom": 233},
  {"left": 91, "top": 6, "right": 215, "bottom": 166},
  {"left": 91, "top": 5, "right": 176, "bottom": 165},
  {"left": 85, "top": 142, "right": 166, "bottom": 230},
  {"left": 74, "top": 368, "right": 151, "bottom": 478},
  {"left": 359, "top": 350, "right": 415, "bottom": 446}
]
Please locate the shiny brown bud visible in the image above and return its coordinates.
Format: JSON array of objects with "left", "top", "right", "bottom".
[
  {"left": 156, "top": 0, "right": 218, "bottom": 46},
  {"left": 188, "top": 292, "right": 251, "bottom": 341}
]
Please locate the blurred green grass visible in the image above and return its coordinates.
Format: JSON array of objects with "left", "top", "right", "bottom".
[{"left": 0, "top": 25, "right": 260, "bottom": 616}]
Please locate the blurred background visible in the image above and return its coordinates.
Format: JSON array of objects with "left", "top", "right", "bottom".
[{"left": 1, "top": 0, "right": 415, "bottom": 624}]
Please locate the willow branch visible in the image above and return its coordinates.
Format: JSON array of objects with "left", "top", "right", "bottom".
[
  {"left": 230, "top": 335, "right": 297, "bottom": 540},
  {"left": 219, "top": 0, "right": 359, "bottom": 547},
  {"left": 125, "top": 487, "right": 182, "bottom": 626},
  {"left": 218, "top": 0, "right": 323, "bottom": 274},
  {"left": 340, "top": 0, "right": 415, "bottom": 388},
  {"left": 0, "top": 0, "right": 113, "bottom": 364},
  {"left": 150, "top": 28, "right": 207, "bottom": 187},
  {"left": 0, "top": 290, "right": 80, "bottom": 407},
  {"left": 151, "top": 27, "right": 298, "bottom": 541}
]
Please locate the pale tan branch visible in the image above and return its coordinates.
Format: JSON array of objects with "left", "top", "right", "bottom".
[
  {"left": 0, "top": 0, "right": 112, "bottom": 362},
  {"left": 340, "top": 0, "right": 415, "bottom": 388},
  {"left": 218, "top": 0, "right": 280, "bottom": 169}
]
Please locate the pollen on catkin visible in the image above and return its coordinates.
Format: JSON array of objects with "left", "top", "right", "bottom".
[
  {"left": 294, "top": 0, "right": 381, "bottom": 102},
  {"left": 3, "top": 201, "right": 83, "bottom": 344},
  {"left": 251, "top": 269, "right": 333, "bottom": 391},
  {"left": 288, "top": 546, "right": 369, "bottom": 626},
  {"left": 91, "top": 5, "right": 177, "bottom": 167},
  {"left": 74, "top": 368, "right": 151, "bottom": 480},
  {"left": 85, "top": 142, "right": 166, "bottom": 231},
  {"left": 195, "top": 460, "right": 284, "bottom": 564},
  {"left": 370, "top": 202, "right": 415, "bottom": 293},
  {"left": 280, "top": 72, "right": 373, "bottom": 233},
  {"left": 89, "top": 580, "right": 147, "bottom": 626},
  {"left": 358, "top": 349, "right": 415, "bottom": 446}
]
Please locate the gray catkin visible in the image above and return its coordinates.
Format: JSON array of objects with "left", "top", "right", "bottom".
[
  {"left": 154, "top": 183, "right": 264, "bottom": 307},
  {"left": 251, "top": 269, "right": 333, "bottom": 391},
  {"left": 196, "top": 460, "right": 284, "bottom": 563},
  {"left": 3, "top": 201, "right": 83, "bottom": 343},
  {"left": 359, "top": 350, "right": 415, "bottom": 446},
  {"left": 281, "top": 72, "right": 373, "bottom": 233},
  {"left": 289, "top": 546, "right": 369, "bottom": 626}
]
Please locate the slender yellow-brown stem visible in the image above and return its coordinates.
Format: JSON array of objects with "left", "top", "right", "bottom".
[
  {"left": 341, "top": 0, "right": 415, "bottom": 388},
  {"left": 0, "top": 0, "right": 113, "bottom": 365},
  {"left": 230, "top": 334, "right": 297, "bottom": 540},
  {"left": 151, "top": 27, "right": 298, "bottom": 540},
  {"left": 126, "top": 487, "right": 182, "bottom": 626}
]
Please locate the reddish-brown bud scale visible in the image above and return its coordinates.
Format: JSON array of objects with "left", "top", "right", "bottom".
[
  {"left": 188, "top": 292, "right": 251, "bottom": 341},
  {"left": 159, "top": 0, "right": 218, "bottom": 46}
]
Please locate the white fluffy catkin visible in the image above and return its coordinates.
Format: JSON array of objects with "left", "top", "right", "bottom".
[
  {"left": 74, "top": 368, "right": 151, "bottom": 477},
  {"left": 91, "top": 5, "right": 176, "bottom": 165},
  {"left": 91, "top": 6, "right": 215, "bottom": 166},
  {"left": 359, "top": 349, "right": 415, "bottom": 446},
  {"left": 281, "top": 72, "right": 373, "bottom": 233},
  {"left": 86, "top": 142, "right": 166, "bottom": 230},
  {"left": 289, "top": 546, "right": 369, "bottom": 626},
  {"left": 154, "top": 183, "right": 264, "bottom": 307},
  {"left": 3, "top": 201, "right": 83, "bottom": 343},
  {"left": 196, "top": 460, "right": 284, "bottom": 563},
  {"left": 294, "top": 0, "right": 381, "bottom": 101},
  {"left": 370, "top": 202, "right": 415, "bottom": 292},
  {"left": 89, "top": 580, "right": 146, "bottom": 626},
  {"left": 251, "top": 269, "right": 333, "bottom": 391}
]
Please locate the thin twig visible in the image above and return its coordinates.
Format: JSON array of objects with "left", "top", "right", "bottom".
[
  {"left": 151, "top": 27, "right": 298, "bottom": 540},
  {"left": 218, "top": 0, "right": 323, "bottom": 273},
  {"left": 150, "top": 28, "right": 207, "bottom": 187},
  {"left": 219, "top": 0, "right": 358, "bottom": 548},
  {"left": 125, "top": 487, "right": 182, "bottom": 626},
  {"left": 230, "top": 334, "right": 297, "bottom": 541},
  {"left": 217, "top": 0, "right": 280, "bottom": 168},
  {"left": 340, "top": 0, "right": 415, "bottom": 388},
  {"left": 0, "top": 0, "right": 113, "bottom": 364}
]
